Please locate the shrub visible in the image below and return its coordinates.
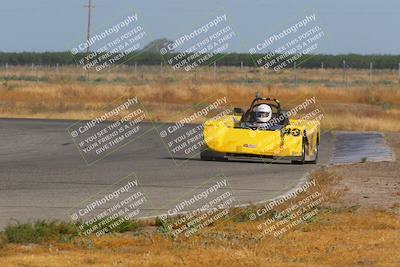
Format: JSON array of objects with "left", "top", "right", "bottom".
[{"left": 4, "top": 220, "right": 77, "bottom": 244}]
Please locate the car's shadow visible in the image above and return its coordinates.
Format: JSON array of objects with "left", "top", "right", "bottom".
[{"left": 162, "top": 156, "right": 297, "bottom": 165}]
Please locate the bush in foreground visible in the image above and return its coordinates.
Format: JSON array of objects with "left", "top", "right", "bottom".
[
  {"left": 3, "top": 217, "right": 140, "bottom": 245},
  {"left": 4, "top": 220, "right": 77, "bottom": 244}
]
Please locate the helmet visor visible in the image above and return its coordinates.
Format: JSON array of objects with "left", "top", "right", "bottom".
[{"left": 256, "top": 111, "right": 270, "bottom": 118}]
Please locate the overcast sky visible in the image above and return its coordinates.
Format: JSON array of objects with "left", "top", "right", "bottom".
[{"left": 0, "top": 0, "right": 399, "bottom": 54}]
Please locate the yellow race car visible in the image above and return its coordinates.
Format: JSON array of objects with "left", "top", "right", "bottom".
[{"left": 200, "top": 95, "right": 320, "bottom": 164}]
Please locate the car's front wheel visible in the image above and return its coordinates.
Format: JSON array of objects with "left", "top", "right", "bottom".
[
  {"left": 291, "top": 138, "right": 306, "bottom": 165},
  {"left": 200, "top": 146, "right": 226, "bottom": 161},
  {"left": 308, "top": 143, "right": 319, "bottom": 164},
  {"left": 307, "top": 137, "right": 319, "bottom": 164}
]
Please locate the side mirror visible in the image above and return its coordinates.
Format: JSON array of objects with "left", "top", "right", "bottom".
[{"left": 233, "top": 107, "right": 244, "bottom": 114}]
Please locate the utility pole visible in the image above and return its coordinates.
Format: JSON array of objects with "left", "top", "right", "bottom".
[
  {"left": 84, "top": 0, "right": 94, "bottom": 79},
  {"left": 85, "top": 0, "right": 93, "bottom": 56}
]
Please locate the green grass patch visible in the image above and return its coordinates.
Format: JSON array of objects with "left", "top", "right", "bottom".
[
  {"left": 76, "top": 216, "right": 139, "bottom": 236},
  {"left": 3, "top": 217, "right": 139, "bottom": 245},
  {"left": 4, "top": 220, "right": 77, "bottom": 244}
]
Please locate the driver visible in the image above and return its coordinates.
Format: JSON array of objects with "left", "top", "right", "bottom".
[{"left": 253, "top": 104, "right": 272, "bottom": 129}]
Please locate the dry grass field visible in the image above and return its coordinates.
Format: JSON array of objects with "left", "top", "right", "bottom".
[
  {"left": 0, "top": 211, "right": 399, "bottom": 267},
  {"left": 1, "top": 65, "right": 400, "bottom": 131},
  {"left": 1, "top": 66, "right": 400, "bottom": 266}
]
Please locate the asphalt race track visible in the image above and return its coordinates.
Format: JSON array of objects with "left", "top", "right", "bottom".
[{"left": 0, "top": 118, "right": 335, "bottom": 228}]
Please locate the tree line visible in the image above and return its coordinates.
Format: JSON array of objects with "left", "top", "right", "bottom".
[{"left": 0, "top": 52, "right": 399, "bottom": 69}]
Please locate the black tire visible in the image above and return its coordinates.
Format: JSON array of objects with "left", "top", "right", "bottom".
[
  {"left": 200, "top": 151, "right": 213, "bottom": 161},
  {"left": 291, "top": 138, "right": 306, "bottom": 165},
  {"left": 200, "top": 147, "right": 226, "bottom": 161}
]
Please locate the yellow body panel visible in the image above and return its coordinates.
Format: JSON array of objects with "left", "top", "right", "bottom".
[{"left": 203, "top": 115, "right": 320, "bottom": 158}]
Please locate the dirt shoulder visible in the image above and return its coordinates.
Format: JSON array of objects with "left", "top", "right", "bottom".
[{"left": 329, "top": 132, "right": 400, "bottom": 211}]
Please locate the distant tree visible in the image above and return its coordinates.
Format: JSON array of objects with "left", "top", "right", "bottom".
[{"left": 0, "top": 50, "right": 399, "bottom": 69}]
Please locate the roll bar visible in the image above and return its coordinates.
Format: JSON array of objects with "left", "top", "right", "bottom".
[{"left": 249, "top": 93, "right": 281, "bottom": 111}]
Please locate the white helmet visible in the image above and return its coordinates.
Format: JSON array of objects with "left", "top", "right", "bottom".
[{"left": 254, "top": 104, "right": 272, "bottom": 123}]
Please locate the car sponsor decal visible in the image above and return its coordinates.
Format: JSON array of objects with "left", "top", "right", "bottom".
[{"left": 244, "top": 144, "right": 257, "bottom": 148}]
